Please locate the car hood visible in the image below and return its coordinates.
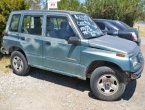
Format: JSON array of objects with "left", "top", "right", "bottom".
[{"left": 88, "top": 35, "right": 138, "bottom": 54}]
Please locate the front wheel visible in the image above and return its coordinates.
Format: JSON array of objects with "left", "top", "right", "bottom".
[{"left": 90, "top": 66, "right": 126, "bottom": 101}]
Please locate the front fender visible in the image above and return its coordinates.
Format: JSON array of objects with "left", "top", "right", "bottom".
[{"left": 81, "top": 47, "right": 131, "bottom": 72}]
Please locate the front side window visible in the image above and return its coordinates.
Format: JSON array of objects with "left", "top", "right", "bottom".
[
  {"left": 46, "top": 16, "right": 75, "bottom": 40},
  {"left": 9, "top": 14, "right": 21, "bottom": 32},
  {"left": 21, "top": 15, "right": 43, "bottom": 35},
  {"left": 72, "top": 14, "right": 103, "bottom": 39}
]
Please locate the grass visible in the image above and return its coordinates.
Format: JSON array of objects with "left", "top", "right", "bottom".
[
  {"left": 134, "top": 23, "right": 145, "bottom": 37},
  {"left": 0, "top": 56, "right": 11, "bottom": 74}
]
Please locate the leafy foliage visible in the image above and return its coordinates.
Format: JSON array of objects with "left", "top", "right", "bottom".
[
  {"left": 57, "top": 0, "right": 145, "bottom": 27},
  {"left": 27, "top": 0, "right": 42, "bottom": 10},
  {"left": 0, "top": 0, "right": 145, "bottom": 46},
  {"left": 0, "top": 0, "right": 30, "bottom": 47},
  {"left": 84, "top": 0, "right": 145, "bottom": 26},
  {"left": 58, "top": 0, "right": 81, "bottom": 11}
]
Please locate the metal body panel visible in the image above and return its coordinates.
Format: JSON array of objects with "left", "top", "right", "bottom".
[{"left": 2, "top": 10, "right": 144, "bottom": 80}]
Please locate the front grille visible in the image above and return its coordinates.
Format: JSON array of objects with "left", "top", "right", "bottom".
[{"left": 137, "top": 53, "right": 144, "bottom": 64}]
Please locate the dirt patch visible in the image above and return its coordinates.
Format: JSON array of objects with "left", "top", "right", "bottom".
[
  {"left": 0, "top": 56, "right": 11, "bottom": 74},
  {"left": 134, "top": 23, "right": 145, "bottom": 37}
]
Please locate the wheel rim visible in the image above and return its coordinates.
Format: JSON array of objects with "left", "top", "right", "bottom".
[
  {"left": 97, "top": 74, "right": 119, "bottom": 96},
  {"left": 12, "top": 56, "right": 24, "bottom": 72}
]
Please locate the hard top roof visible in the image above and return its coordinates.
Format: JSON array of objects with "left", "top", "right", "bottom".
[
  {"left": 94, "top": 19, "right": 119, "bottom": 22},
  {"left": 11, "top": 10, "right": 84, "bottom": 15}
]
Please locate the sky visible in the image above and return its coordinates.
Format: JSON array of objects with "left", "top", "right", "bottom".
[
  {"left": 40, "top": 0, "right": 85, "bottom": 9},
  {"left": 79, "top": 0, "right": 85, "bottom": 3}
]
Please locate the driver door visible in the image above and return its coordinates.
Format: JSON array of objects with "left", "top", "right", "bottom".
[{"left": 43, "top": 15, "right": 83, "bottom": 77}]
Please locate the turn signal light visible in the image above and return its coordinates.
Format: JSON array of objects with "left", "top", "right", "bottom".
[{"left": 116, "top": 53, "right": 125, "bottom": 57}]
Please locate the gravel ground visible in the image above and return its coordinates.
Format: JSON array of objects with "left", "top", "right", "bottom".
[
  {"left": 141, "top": 37, "right": 145, "bottom": 45},
  {"left": 0, "top": 39, "right": 145, "bottom": 110}
]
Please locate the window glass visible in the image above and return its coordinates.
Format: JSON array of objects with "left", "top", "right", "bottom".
[
  {"left": 46, "top": 16, "right": 75, "bottom": 40},
  {"left": 109, "top": 21, "right": 129, "bottom": 30},
  {"left": 21, "top": 15, "right": 43, "bottom": 35},
  {"left": 72, "top": 14, "right": 103, "bottom": 39},
  {"left": 95, "top": 22, "right": 105, "bottom": 30},
  {"left": 105, "top": 22, "right": 119, "bottom": 31},
  {"left": 120, "top": 21, "right": 130, "bottom": 28},
  {"left": 9, "top": 14, "right": 21, "bottom": 32}
]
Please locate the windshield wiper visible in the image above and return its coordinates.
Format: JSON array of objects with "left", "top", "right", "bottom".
[
  {"left": 87, "top": 36, "right": 97, "bottom": 39},
  {"left": 87, "top": 34, "right": 104, "bottom": 39},
  {"left": 96, "top": 34, "right": 104, "bottom": 37}
]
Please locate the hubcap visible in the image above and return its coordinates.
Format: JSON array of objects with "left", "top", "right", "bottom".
[
  {"left": 97, "top": 74, "right": 119, "bottom": 96},
  {"left": 12, "top": 56, "right": 24, "bottom": 72}
]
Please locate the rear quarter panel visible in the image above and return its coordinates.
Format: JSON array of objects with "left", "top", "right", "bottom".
[{"left": 2, "top": 12, "right": 21, "bottom": 52}]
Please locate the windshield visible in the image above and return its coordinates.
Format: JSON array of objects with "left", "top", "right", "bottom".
[
  {"left": 119, "top": 21, "right": 130, "bottom": 28},
  {"left": 105, "top": 22, "right": 119, "bottom": 31},
  {"left": 72, "top": 14, "right": 103, "bottom": 39},
  {"left": 109, "top": 21, "right": 130, "bottom": 30}
]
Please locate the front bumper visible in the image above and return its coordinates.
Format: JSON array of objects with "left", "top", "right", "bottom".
[
  {"left": 130, "top": 63, "right": 144, "bottom": 79},
  {"left": 136, "top": 38, "right": 141, "bottom": 46}
]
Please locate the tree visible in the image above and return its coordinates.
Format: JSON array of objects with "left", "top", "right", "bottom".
[
  {"left": 27, "top": 0, "right": 45, "bottom": 10},
  {"left": 84, "top": 0, "right": 145, "bottom": 26},
  {"left": 58, "top": 0, "right": 81, "bottom": 11},
  {"left": 0, "top": 0, "right": 30, "bottom": 46}
]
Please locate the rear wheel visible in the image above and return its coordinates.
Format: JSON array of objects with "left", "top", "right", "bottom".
[
  {"left": 90, "top": 66, "right": 126, "bottom": 101},
  {"left": 11, "top": 51, "right": 30, "bottom": 76},
  {"left": 0, "top": 51, "right": 3, "bottom": 58}
]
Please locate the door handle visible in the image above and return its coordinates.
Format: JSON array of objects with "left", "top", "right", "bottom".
[
  {"left": 20, "top": 37, "right": 25, "bottom": 41},
  {"left": 46, "top": 41, "right": 51, "bottom": 45},
  {"left": 16, "top": 33, "right": 19, "bottom": 36}
]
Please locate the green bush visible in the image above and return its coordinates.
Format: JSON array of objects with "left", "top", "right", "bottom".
[
  {"left": 58, "top": 0, "right": 145, "bottom": 27},
  {"left": 58, "top": 0, "right": 81, "bottom": 11},
  {"left": 0, "top": 0, "right": 30, "bottom": 47},
  {"left": 0, "top": 0, "right": 145, "bottom": 47},
  {"left": 84, "top": 0, "right": 145, "bottom": 26}
]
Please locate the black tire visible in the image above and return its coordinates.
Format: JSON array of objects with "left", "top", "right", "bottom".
[
  {"left": 90, "top": 66, "right": 126, "bottom": 101},
  {"left": 11, "top": 51, "right": 30, "bottom": 76},
  {"left": 0, "top": 51, "right": 3, "bottom": 59}
]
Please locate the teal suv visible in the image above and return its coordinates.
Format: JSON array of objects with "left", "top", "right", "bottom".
[{"left": 1, "top": 10, "right": 144, "bottom": 101}]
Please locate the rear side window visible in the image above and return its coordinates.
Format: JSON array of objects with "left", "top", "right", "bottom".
[
  {"left": 21, "top": 15, "right": 43, "bottom": 36},
  {"left": 9, "top": 14, "right": 21, "bottom": 32}
]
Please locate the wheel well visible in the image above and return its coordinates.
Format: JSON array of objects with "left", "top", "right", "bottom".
[
  {"left": 9, "top": 47, "right": 27, "bottom": 58},
  {"left": 86, "top": 60, "right": 123, "bottom": 78}
]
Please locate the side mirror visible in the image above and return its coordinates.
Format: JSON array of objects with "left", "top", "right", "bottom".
[
  {"left": 102, "top": 30, "right": 108, "bottom": 35},
  {"left": 68, "top": 37, "right": 80, "bottom": 45}
]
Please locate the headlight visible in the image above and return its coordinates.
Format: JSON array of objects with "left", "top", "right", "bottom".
[
  {"left": 131, "top": 32, "right": 137, "bottom": 41},
  {"left": 131, "top": 57, "right": 138, "bottom": 67}
]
